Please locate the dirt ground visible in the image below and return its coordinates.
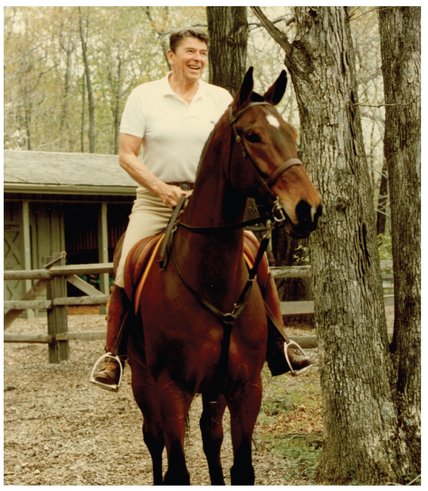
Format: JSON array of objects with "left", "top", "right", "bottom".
[{"left": 3, "top": 310, "right": 328, "bottom": 486}]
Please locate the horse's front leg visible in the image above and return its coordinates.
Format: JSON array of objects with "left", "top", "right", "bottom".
[
  {"left": 142, "top": 419, "right": 164, "bottom": 485},
  {"left": 200, "top": 393, "right": 227, "bottom": 485},
  {"left": 157, "top": 374, "right": 193, "bottom": 485},
  {"left": 128, "top": 343, "right": 164, "bottom": 484},
  {"left": 228, "top": 378, "right": 262, "bottom": 485}
]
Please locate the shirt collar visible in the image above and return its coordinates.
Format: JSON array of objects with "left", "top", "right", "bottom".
[{"left": 161, "top": 72, "right": 210, "bottom": 100}]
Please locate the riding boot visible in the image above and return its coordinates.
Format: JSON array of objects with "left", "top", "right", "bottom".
[
  {"left": 90, "top": 285, "right": 129, "bottom": 391},
  {"left": 261, "top": 271, "right": 312, "bottom": 376},
  {"left": 243, "top": 231, "right": 312, "bottom": 376}
]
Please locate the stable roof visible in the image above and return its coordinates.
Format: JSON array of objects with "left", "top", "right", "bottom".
[{"left": 4, "top": 150, "right": 136, "bottom": 196}]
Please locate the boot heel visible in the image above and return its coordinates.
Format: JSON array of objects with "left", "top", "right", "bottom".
[
  {"left": 89, "top": 353, "right": 123, "bottom": 392},
  {"left": 283, "top": 340, "right": 312, "bottom": 376}
]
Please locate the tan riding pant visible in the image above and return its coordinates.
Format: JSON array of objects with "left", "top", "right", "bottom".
[{"left": 114, "top": 188, "right": 172, "bottom": 288}]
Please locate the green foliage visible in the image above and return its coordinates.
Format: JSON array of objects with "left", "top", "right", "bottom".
[
  {"left": 4, "top": 6, "right": 206, "bottom": 153},
  {"left": 4, "top": 4, "right": 382, "bottom": 188}
]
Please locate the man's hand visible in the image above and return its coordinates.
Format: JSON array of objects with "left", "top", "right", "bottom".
[{"left": 158, "top": 183, "right": 192, "bottom": 209}]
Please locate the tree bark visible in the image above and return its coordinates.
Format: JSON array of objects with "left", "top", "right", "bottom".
[
  {"left": 378, "top": 6, "right": 421, "bottom": 475},
  {"left": 78, "top": 8, "right": 95, "bottom": 153},
  {"left": 206, "top": 6, "right": 248, "bottom": 95},
  {"left": 376, "top": 159, "right": 388, "bottom": 236},
  {"left": 253, "top": 6, "right": 408, "bottom": 484}
]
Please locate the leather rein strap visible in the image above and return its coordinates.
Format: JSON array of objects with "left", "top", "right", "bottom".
[
  {"left": 169, "top": 101, "right": 303, "bottom": 327},
  {"left": 177, "top": 102, "right": 303, "bottom": 234},
  {"left": 172, "top": 230, "right": 271, "bottom": 326}
]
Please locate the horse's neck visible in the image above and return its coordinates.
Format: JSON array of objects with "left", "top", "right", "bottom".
[
  {"left": 182, "top": 123, "right": 244, "bottom": 229},
  {"left": 175, "top": 151, "right": 248, "bottom": 299},
  {"left": 174, "top": 226, "right": 246, "bottom": 307},
  {"left": 178, "top": 181, "right": 247, "bottom": 272}
]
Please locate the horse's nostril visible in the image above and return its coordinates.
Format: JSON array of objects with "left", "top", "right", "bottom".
[
  {"left": 314, "top": 204, "right": 322, "bottom": 222},
  {"left": 296, "top": 200, "right": 312, "bottom": 225},
  {"left": 296, "top": 200, "right": 322, "bottom": 228}
]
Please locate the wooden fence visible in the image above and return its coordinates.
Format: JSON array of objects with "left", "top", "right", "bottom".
[
  {"left": 4, "top": 257, "right": 393, "bottom": 363},
  {"left": 4, "top": 254, "right": 112, "bottom": 363}
]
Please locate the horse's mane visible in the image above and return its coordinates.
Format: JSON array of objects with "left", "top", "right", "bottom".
[{"left": 194, "top": 91, "right": 265, "bottom": 179}]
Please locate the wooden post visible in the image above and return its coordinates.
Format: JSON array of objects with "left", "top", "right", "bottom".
[
  {"left": 22, "top": 201, "right": 33, "bottom": 318},
  {"left": 46, "top": 254, "right": 69, "bottom": 363},
  {"left": 98, "top": 202, "right": 109, "bottom": 314}
]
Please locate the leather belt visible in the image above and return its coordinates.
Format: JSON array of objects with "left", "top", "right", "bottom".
[{"left": 167, "top": 182, "right": 194, "bottom": 191}]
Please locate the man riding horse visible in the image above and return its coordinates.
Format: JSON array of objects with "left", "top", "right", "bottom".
[{"left": 90, "top": 28, "right": 312, "bottom": 392}]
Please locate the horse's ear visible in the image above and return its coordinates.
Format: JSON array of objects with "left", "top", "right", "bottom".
[
  {"left": 263, "top": 70, "right": 288, "bottom": 105},
  {"left": 233, "top": 66, "right": 254, "bottom": 109}
]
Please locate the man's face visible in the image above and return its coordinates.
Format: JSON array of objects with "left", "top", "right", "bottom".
[{"left": 168, "top": 36, "right": 208, "bottom": 83}]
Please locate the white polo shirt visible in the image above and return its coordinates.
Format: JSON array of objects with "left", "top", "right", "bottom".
[{"left": 119, "top": 74, "right": 233, "bottom": 185}]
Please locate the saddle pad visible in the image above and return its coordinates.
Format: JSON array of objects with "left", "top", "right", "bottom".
[{"left": 123, "top": 233, "right": 164, "bottom": 311}]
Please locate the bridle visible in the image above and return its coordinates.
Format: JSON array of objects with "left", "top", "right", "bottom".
[
  {"left": 169, "top": 101, "right": 305, "bottom": 327},
  {"left": 178, "top": 101, "right": 303, "bottom": 233},
  {"left": 228, "top": 101, "right": 303, "bottom": 192}
]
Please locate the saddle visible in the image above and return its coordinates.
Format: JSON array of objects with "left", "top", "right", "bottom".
[
  {"left": 123, "top": 233, "right": 164, "bottom": 313},
  {"left": 123, "top": 196, "right": 187, "bottom": 313},
  {"left": 123, "top": 226, "right": 276, "bottom": 324}
]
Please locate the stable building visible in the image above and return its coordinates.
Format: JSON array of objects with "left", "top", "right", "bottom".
[{"left": 4, "top": 150, "right": 136, "bottom": 301}]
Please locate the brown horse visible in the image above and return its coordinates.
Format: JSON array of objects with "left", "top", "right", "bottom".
[{"left": 125, "top": 68, "right": 322, "bottom": 485}]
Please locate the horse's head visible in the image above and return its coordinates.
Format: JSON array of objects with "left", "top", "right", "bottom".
[{"left": 228, "top": 67, "right": 322, "bottom": 239}]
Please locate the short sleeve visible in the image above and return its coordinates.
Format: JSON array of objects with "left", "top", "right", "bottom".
[
  {"left": 119, "top": 88, "right": 147, "bottom": 138},
  {"left": 214, "top": 87, "right": 233, "bottom": 113}
]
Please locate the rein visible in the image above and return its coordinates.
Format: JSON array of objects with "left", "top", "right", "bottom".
[
  {"left": 177, "top": 197, "right": 287, "bottom": 234},
  {"left": 170, "top": 101, "right": 303, "bottom": 327},
  {"left": 177, "top": 101, "right": 303, "bottom": 234},
  {"left": 172, "top": 227, "right": 272, "bottom": 326}
]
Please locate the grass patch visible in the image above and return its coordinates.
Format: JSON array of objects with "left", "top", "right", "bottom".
[
  {"left": 261, "top": 432, "right": 322, "bottom": 481},
  {"left": 256, "top": 365, "right": 324, "bottom": 483}
]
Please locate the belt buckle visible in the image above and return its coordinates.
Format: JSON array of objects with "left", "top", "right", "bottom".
[{"left": 179, "top": 182, "right": 192, "bottom": 191}]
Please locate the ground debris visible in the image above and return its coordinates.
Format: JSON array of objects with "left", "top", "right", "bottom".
[{"left": 4, "top": 314, "right": 320, "bottom": 485}]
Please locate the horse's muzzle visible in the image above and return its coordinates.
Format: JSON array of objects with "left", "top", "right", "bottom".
[{"left": 288, "top": 200, "right": 322, "bottom": 239}]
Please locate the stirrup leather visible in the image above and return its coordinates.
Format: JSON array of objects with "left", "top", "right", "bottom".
[
  {"left": 283, "top": 340, "right": 312, "bottom": 376},
  {"left": 89, "top": 352, "right": 123, "bottom": 392}
]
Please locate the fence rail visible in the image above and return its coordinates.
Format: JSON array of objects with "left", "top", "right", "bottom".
[
  {"left": 4, "top": 258, "right": 112, "bottom": 363},
  {"left": 4, "top": 260, "right": 394, "bottom": 363}
]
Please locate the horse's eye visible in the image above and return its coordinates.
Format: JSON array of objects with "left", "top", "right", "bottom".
[{"left": 245, "top": 132, "right": 262, "bottom": 144}]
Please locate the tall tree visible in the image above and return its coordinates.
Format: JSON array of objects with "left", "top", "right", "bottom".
[
  {"left": 78, "top": 7, "right": 95, "bottom": 153},
  {"left": 253, "top": 6, "right": 416, "bottom": 483},
  {"left": 378, "top": 6, "right": 421, "bottom": 474},
  {"left": 376, "top": 160, "right": 388, "bottom": 235},
  {"left": 206, "top": 6, "right": 248, "bottom": 94}
]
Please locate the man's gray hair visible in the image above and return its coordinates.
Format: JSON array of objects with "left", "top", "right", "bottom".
[{"left": 169, "top": 28, "right": 209, "bottom": 52}]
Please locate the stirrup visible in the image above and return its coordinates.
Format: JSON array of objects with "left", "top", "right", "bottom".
[
  {"left": 283, "top": 340, "right": 312, "bottom": 376},
  {"left": 89, "top": 352, "right": 123, "bottom": 392}
]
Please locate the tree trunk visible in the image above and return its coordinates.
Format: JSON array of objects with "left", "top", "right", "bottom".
[
  {"left": 253, "top": 6, "right": 408, "bottom": 483},
  {"left": 78, "top": 8, "right": 95, "bottom": 153},
  {"left": 206, "top": 6, "right": 248, "bottom": 95},
  {"left": 376, "top": 159, "right": 388, "bottom": 236},
  {"left": 378, "top": 6, "right": 421, "bottom": 475},
  {"left": 80, "top": 74, "right": 85, "bottom": 153}
]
